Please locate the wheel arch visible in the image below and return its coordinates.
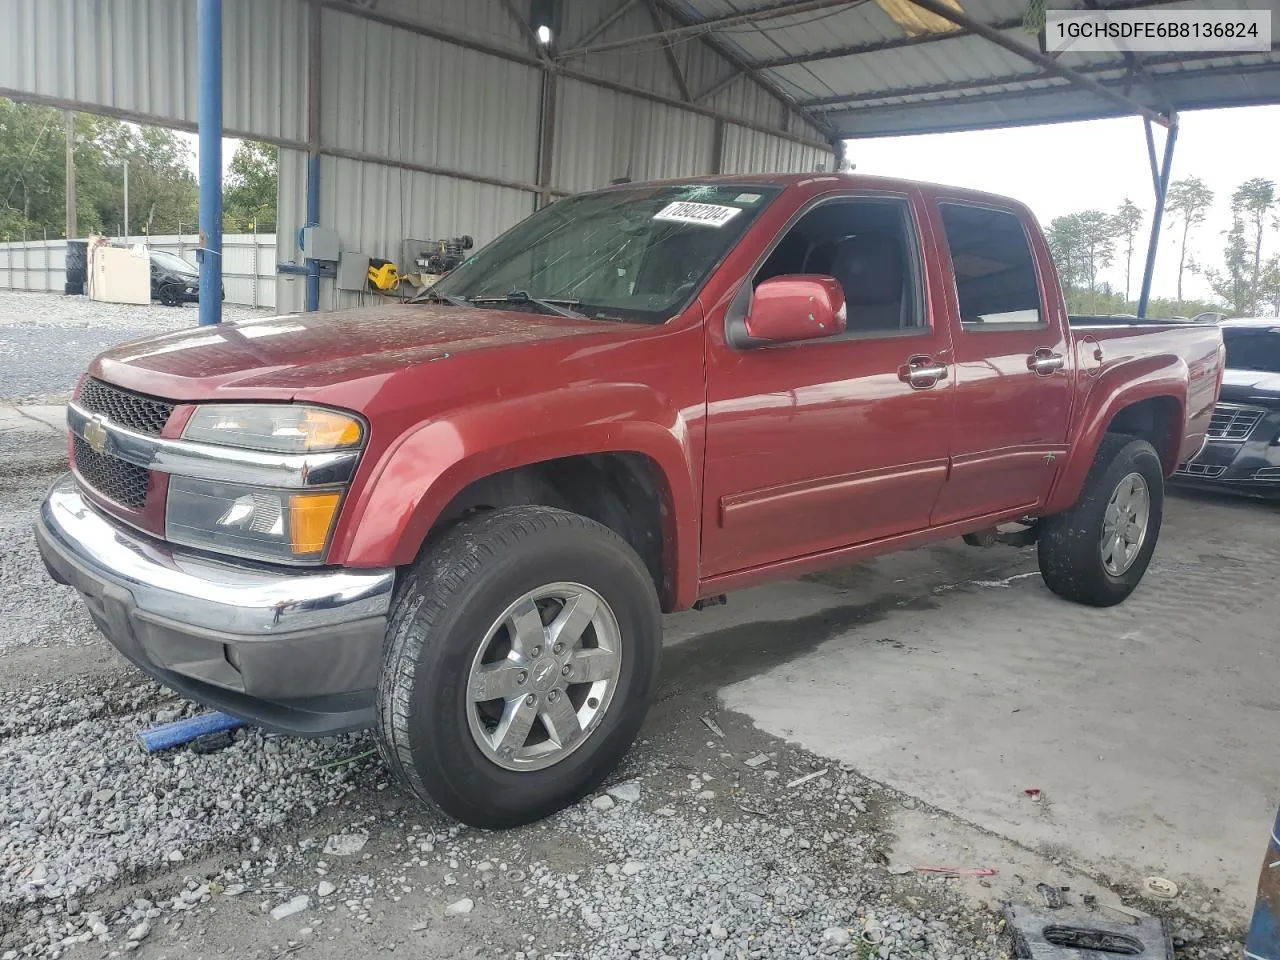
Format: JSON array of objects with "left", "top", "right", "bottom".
[
  {"left": 1045, "top": 356, "right": 1188, "bottom": 514},
  {"left": 333, "top": 405, "right": 700, "bottom": 612}
]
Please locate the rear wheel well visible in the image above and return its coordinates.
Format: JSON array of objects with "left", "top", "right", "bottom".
[
  {"left": 426, "top": 454, "right": 674, "bottom": 611},
  {"left": 1105, "top": 396, "right": 1182, "bottom": 474}
]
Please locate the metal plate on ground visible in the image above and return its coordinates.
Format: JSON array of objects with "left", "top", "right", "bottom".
[{"left": 1005, "top": 903, "right": 1172, "bottom": 959}]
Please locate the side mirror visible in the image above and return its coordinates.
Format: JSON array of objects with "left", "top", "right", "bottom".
[{"left": 744, "top": 275, "right": 846, "bottom": 345}]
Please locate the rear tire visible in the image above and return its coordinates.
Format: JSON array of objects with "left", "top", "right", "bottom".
[
  {"left": 376, "top": 506, "right": 662, "bottom": 828},
  {"left": 1038, "top": 435, "right": 1164, "bottom": 607}
]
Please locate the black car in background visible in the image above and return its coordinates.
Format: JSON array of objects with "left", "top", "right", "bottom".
[
  {"left": 1174, "top": 318, "right": 1280, "bottom": 498},
  {"left": 147, "top": 249, "right": 202, "bottom": 305}
]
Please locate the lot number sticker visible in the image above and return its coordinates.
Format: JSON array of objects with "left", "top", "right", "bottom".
[{"left": 653, "top": 202, "right": 743, "bottom": 227}]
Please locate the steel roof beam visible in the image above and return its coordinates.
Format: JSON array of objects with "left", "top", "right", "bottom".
[
  {"left": 560, "top": 0, "right": 855, "bottom": 57},
  {"left": 900, "top": 0, "right": 1172, "bottom": 126},
  {"left": 801, "top": 48, "right": 1268, "bottom": 108},
  {"left": 748, "top": 0, "right": 1189, "bottom": 69},
  {"left": 645, "top": 0, "right": 693, "bottom": 101},
  {"left": 568, "top": 0, "right": 642, "bottom": 49},
  {"left": 650, "top": 0, "right": 835, "bottom": 138}
]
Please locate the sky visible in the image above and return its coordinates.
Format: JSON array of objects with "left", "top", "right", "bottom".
[
  {"left": 845, "top": 104, "right": 1280, "bottom": 304},
  {"left": 180, "top": 103, "right": 1279, "bottom": 305}
]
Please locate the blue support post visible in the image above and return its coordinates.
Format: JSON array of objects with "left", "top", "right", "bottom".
[
  {"left": 197, "top": 0, "right": 223, "bottom": 326},
  {"left": 1245, "top": 806, "right": 1280, "bottom": 959},
  {"left": 1136, "top": 116, "right": 1178, "bottom": 319},
  {"left": 306, "top": 153, "right": 321, "bottom": 312}
]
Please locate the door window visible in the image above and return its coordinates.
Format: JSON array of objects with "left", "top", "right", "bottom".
[
  {"left": 754, "top": 197, "right": 925, "bottom": 338},
  {"left": 938, "top": 203, "right": 1044, "bottom": 329}
]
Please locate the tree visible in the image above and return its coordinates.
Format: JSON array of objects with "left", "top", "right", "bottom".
[
  {"left": 1258, "top": 256, "right": 1280, "bottom": 317},
  {"left": 0, "top": 97, "right": 198, "bottom": 240},
  {"left": 1208, "top": 216, "right": 1251, "bottom": 316},
  {"left": 223, "top": 141, "right": 278, "bottom": 232},
  {"left": 1047, "top": 214, "right": 1086, "bottom": 306},
  {"left": 1047, "top": 211, "right": 1117, "bottom": 313},
  {"left": 1075, "top": 210, "right": 1116, "bottom": 313},
  {"left": 1231, "top": 177, "right": 1277, "bottom": 313},
  {"left": 1111, "top": 198, "right": 1143, "bottom": 302},
  {"left": 1164, "top": 177, "right": 1213, "bottom": 308}
]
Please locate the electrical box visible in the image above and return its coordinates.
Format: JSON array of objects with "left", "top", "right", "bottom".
[
  {"left": 302, "top": 226, "right": 341, "bottom": 262},
  {"left": 336, "top": 252, "right": 371, "bottom": 291}
]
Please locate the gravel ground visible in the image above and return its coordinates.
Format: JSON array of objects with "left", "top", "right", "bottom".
[
  {"left": 0, "top": 422, "right": 1246, "bottom": 960},
  {"left": 0, "top": 291, "right": 273, "bottom": 403}
]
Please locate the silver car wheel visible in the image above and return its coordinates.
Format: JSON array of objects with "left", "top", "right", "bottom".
[
  {"left": 1100, "top": 471, "right": 1150, "bottom": 576},
  {"left": 465, "top": 582, "right": 622, "bottom": 772}
]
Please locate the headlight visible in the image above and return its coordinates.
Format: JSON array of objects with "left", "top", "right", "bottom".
[
  {"left": 182, "top": 404, "right": 363, "bottom": 453},
  {"left": 166, "top": 404, "right": 365, "bottom": 564},
  {"left": 166, "top": 477, "right": 344, "bottom": 563}
]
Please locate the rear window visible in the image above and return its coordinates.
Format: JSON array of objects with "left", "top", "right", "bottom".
[
  {"left": 1224, "top": 328, "right": 1280, "bottom": 373},
  {"left": 938, "top": 203, "right": 1044, "bottom": 328}
]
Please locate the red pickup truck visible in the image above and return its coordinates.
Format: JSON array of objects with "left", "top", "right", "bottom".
[{"left": 37, "top": 174, "right": 1223, "bottom": 827}]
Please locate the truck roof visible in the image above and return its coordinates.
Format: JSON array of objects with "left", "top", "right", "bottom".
[{"left": 611, "top": 172, "right": 1027, "bottom": 210}]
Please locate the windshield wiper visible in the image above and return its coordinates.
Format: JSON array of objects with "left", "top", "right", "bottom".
[
  {"left": 407, "top": 288, "right": 470, "bottom": 306},
  {"left": 469, "top": 291, "right": 587, "bottom": 320}
]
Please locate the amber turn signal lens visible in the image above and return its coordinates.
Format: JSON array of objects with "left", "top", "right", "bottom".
[
  {"left": 288, "top": 492, "right": 342, "bottom": 555},
  {"left": 302, "top": 409, "right": 363, "bottom": 450}
]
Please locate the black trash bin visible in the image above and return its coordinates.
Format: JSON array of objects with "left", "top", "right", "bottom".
[{"left": 65, "top": 240, "right": 88, "bottom": 295}]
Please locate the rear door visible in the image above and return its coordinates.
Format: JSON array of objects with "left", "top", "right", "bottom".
[{"left": 926, "top": 198, "right": 1074, "bottom": 525}]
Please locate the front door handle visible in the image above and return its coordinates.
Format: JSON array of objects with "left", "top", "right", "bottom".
[
  {"left": 1027, "top": 349, "right": 1065, "bottom": 376},
  {"left": 899, "top": 355, "right": 948, "bottom": 389}
]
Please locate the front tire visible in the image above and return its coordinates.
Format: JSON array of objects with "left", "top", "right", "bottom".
[
  {"left": 376, "top": 506, "right": 662, "bottom": 828},
  {"left": 1038, "top": 435, "right": 1164, "bottom": 607}
]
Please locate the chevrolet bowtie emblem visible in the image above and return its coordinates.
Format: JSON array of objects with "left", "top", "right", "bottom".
[{"left": 83, "top": 416, "right": 109, "bottom": 455}]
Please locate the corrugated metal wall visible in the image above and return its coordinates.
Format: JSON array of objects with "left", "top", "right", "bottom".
[
  {"left": 0, "top": 0, "right": 834, "bottom": 314},
  {"left": 553, "top": 79, "right": 716, "bottom": 194},
  {"left": 0, "top": 0, "right": 308, "bottom": 144},
  {"left": 320, "top": 8, "right": 541, "bottom": 185},
  {"left": 719, "top": 123, "right": 833, "bottom": 175}
]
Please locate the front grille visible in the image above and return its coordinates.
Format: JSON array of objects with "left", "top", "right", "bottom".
[
  {"left": 77, "top": 378, "right": 174, "bottom": 435},
  {"left": 1206, "top": 403, "right": 1265, "bottom": 442},
  {"left": 1176, "top": 461, "right": 1227, "bottom": 479},
  {"left": 73, "top": 436, "right": 150, "bottom": 508}
]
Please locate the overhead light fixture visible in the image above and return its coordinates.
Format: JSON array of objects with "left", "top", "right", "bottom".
[{"left": 536, "top": 24, "right": 552, "bottom": 44}]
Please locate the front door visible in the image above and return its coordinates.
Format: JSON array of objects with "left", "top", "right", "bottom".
[
  {"left": 701, "top": 192, "right": 955, "bottom": 578},
  {"left": 925, "top": 199, "right": 1074, "bottom": 525}
]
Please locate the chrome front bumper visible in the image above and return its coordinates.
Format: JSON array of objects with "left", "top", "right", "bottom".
[{"left": 35, "top": 475, "right": 395, "bottom": 735}]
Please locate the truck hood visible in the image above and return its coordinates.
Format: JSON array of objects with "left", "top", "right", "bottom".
[
  {"left": 90, "top": 303, "right": 636, "bottom": 400},
  {"left": 1219, "top": 368, "right": 1280, "bottom": 405}
]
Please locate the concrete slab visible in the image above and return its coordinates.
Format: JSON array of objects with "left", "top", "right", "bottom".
[
  {"left": 717, "top": 490, "right": 1280, "bottom": 923},
  {"left": 15, "top": 404, "right": 68, "bottom": 432},
  {"left": 0, "top": 404, "right": 65, "bottom": 434}
]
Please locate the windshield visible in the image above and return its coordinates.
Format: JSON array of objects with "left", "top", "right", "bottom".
[
  {"left": 150, "top": 250, "right": 198, "bottom": 274},
  {"left": 433, "top": 183, "right": 780, "bottom": 323},
  {"left": 1224, "top": 328, "right": 1280, "bottom": 373}
]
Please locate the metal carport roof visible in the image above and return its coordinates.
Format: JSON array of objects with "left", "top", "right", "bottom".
[
  {"left": 563, "top": 0, "right": 1280, "bottom": 314},
  {"left": 579, "top": 0, "right": 1280, "bottom": 138}
]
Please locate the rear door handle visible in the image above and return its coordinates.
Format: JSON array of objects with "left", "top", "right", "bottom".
[
  {"left": 1027, "top": 349, "right": 1065, "bottom": 376},
  {"left": 899, "top": 355, "right": 948, "bottom": 389}
]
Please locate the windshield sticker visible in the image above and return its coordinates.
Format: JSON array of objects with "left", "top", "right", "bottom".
[
  {"left": 653, "top": 202, "right": 743, "bottom": 227},
  {"left": 734, "top": 193, "right": 762, "bottom": 204}
]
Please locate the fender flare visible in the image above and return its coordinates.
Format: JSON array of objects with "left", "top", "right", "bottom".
[
  {"left": 1044, "top": 353, "right": 1188, "bottom": 515},
  {"left": 332, "top": 387, "right": 700, "bottom": 610}
]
